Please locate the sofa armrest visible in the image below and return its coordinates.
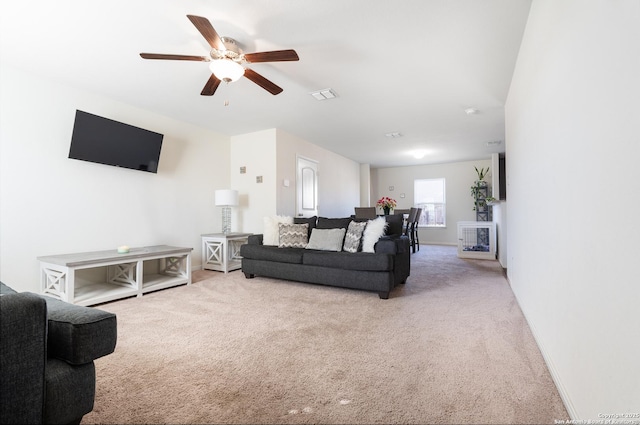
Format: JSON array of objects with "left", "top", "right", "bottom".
[
  {"left": 374, "top": 238, "right": 397, "bottom": 254},
  {"left": 248, "top": 234, "right": 264, "bottom": 245},
  {"left": 0, "top": 292, "right": 47, "bottom": 424},
  {"left": 43, "top": 296, "right": 117, "bottom": 365},
  {"left": 375, "top": 235, "right": 410, "bottom": 254}
]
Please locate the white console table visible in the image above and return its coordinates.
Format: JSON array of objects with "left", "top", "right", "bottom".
[
  {"left": 38, "top": 245, "right": 193, "bottom": 306},
  {"left": 201, "top": 233, "right": 251, "bottom": 273}
]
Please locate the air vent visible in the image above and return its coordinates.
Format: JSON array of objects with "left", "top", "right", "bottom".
[{"left": 310, "top": 88, "right": 337, "bottom": 100}]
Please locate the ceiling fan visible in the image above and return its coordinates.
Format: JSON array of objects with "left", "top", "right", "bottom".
[{"left": 140, "top": 15, "right": 299, "bottom": 96}]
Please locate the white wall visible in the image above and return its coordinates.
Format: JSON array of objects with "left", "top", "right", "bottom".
[
  {"left": 229, "top": 129, "right": 278, "bottom": 234},
  {"left": 506, "top": 0, "right": 640, "bottom": 420},
  {"left": 359, "top": 163, "right": 371, "bottom": 207},
  {"left": 230, "top": 128, "right": 361, "bottom": 234},
  {"left": 276, "top": 129, "right": 360, "bottom": 219},
  {"left": 372, "top": 159, "right": 493, "bottom": 245},
  {"left": 0, "top": 65, "right": 230, "bottom": 292}
]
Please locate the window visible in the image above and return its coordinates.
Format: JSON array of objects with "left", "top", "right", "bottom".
[{"left": 414, "top": 178, "right": 446, "bottom": 227}]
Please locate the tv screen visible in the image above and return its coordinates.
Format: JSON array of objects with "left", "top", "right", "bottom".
[{"left": 69, "top": 110, "right": 164, "bottom": 173}]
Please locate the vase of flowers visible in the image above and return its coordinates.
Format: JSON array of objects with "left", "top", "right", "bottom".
[{"left": 376, "top": 196, "right": 397, "bottom": 215}]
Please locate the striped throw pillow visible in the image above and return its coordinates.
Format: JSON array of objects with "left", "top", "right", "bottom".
[{"left": 278, "top": 223, "right": 309, "bottom": 248}]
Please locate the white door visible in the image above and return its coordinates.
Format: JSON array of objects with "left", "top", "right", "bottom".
[{"left": 296, "top": 156, "right": 318, "bottom": 217}]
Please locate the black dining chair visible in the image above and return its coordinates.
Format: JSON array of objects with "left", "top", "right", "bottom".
[
  {"left": 405, "top": 208, "right": 418, "bottom": 252},
  {"left": 394, "top": 209, "right": 410, "bottom": 234},
  {"left": 412, "top": 208, "right": 422, "bottom": 252}
]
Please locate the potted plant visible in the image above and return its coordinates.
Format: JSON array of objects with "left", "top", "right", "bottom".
[
  {"left": 470, "top": 167, "right": 490, "bottom": 211},
  {"left": 485, "top": 196, "right": 497, "bottom": 206},
  {"left": 376, "top": 196, "right": 397, "bottom": 215}
]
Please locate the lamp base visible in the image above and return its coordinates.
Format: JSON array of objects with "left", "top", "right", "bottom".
[{"left": 221, "top": 206, "right": 232, "bottom": 234}]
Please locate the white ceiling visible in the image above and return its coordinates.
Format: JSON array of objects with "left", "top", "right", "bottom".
[{"left": 0, "top": 0, "right": 531, "bottom": 168}]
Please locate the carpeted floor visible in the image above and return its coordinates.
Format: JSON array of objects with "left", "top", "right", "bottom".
[{"left": 82, "top": 244, "right": 568, "bottom": 424}]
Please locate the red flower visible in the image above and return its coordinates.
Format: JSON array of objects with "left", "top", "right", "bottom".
[{"left": 376, "top": 197, "right": 397, "bottom": 208}]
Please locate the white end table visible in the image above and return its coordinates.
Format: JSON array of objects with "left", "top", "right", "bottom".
[{"left": 201, "top": 233, "right": 252, "bottom": 273}]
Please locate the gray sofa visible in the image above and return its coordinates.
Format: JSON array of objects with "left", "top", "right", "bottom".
[
  {"left": 0, "top": 282, "right": 117, "bottom": 424},
  {"left": 240, "top": 215, "right": 411, "bottom": 299}
]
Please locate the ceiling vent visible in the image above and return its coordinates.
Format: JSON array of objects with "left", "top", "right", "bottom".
[{"left": 310, "top": 88, "right": 337, "bottom": 100}]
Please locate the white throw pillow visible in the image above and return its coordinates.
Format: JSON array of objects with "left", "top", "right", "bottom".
[
  {"left": 263, "top": 215, "right": 293, "bottom": 246},
  {"left": 361, "top": 217, "right": 388, "bottom": 253},
  {"left": 305, "top": 228, "right": 347, "bottom": 252}
]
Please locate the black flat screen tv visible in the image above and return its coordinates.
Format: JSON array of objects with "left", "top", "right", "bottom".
[{"left": 68, "top": 110, "right": 164, "bottom": 173}]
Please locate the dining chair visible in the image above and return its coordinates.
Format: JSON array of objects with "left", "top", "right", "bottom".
[
  {"left": 394, "top": 209, "right": 410, "bottom": 235},
  {"left": 405, "top": 208, "right": 419, "bottom": 251},
  {"left": 354, "top": 207, "right": 377, "bottom": 219},
  {"left": 412, "top": 208, "right": 422, "bottom": 252}
]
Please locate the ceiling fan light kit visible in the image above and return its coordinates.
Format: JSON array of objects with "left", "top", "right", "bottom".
[
  {"left": 139, "top": 15, "right": 299, "bottom": 96},
  {"left": 209, "top": 60, "right": 245, "bottom": 82}
]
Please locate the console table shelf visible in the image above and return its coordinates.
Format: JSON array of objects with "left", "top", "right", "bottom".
[{"left": 38, "top": 245, "right": 193, "bottom": 306}]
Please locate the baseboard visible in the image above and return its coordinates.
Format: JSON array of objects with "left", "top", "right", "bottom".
[{"left": 509, "top": 284, "right": 578, "bottom": 420}]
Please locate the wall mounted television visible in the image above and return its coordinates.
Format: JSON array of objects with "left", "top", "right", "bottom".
[{"left": 68, "top": 110, "right": 164, "bottom": 173}]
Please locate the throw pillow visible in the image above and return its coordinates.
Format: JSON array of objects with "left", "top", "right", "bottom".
[
  {"left": 263, "top": 215, "right": 293, "bottom": 246},
  {"left": 361, "top": 217, "right": 388, "bottom": 253},
  {"left": 278, "top": 223, "right": 309, "bottom": 248},
  {"left": 305, "top": 228, "right": 347, "bottom": 252},
  {"left": 384, "top": 213, "right": 404, "bottom": 237},
  {"left": 343, "top": 220, "right": 367, "bottom": 253},
  {"left": 293, "top": 216, "right": 317, "bottom": 239}
]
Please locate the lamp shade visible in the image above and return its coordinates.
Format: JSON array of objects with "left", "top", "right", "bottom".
[{"left": 215, "top": 189, "right": 239, "bottom": 206}]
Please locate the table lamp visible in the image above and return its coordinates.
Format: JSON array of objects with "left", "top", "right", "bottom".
[{"left": 215, "top": 189, "right": 239, "bottom": 234}]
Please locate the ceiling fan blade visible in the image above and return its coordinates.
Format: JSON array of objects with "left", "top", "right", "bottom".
[
  {"left": 140, "top": 53, "right": 209, "bottom": 61},
  {"left": 186, "top": 15, "right": 225, "bottom": 51},
  {"left": 243, "top": 68, "right": 283, "bottom": 95},
  {"left": 201, "top": 74, "right": 221, "bottom": 96},
  {"left": 244, "top": 49, "right": 299, "bottom": 63}
]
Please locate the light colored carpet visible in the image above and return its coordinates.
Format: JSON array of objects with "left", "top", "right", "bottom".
[{"left": 82, "top": 244, "right": 568, "bottom": 424}]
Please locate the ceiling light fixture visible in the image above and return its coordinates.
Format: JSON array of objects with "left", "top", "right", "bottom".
[
  {"left": 385, "top": 132, "right": 402, "bottom": 138},
  {"left": 310, "top": 88, "right": 337, "bottom": 100},
  {"left": 209, "top": 59, "right": 245, "bottom": 82},
  {"left": 464, "top": 108, "right": 479, "bottom": 115},
  {"left": 411, "top": 150, "right": 428, "bottom": 159}
]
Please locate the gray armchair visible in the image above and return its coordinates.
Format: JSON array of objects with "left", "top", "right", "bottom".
[{"left": 0, "top": 282, "right": 117, "bottom": 424}]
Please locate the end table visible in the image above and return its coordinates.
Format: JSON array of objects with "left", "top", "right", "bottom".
[{"left": 201, "top": 233, "right": 252, "bottom": 273}]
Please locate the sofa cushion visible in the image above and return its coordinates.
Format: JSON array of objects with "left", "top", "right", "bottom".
[
  {"left": 263, "top": 215, "right": 293, "bottom": 246},
  {"left": 317, "top": 217, "right": 352, "bottom": 230},
  {"left": 302, "top": 251, "right": 394, "bottom": 271},
  {"left": 305, "top": 228, "right": 346, "bottom": 252},
  {"left": 384, "top": 213, "right": 404, "bottom": 237},
  {"left": 343, "top": 220, "right": 367, "bottom": 253},
  {"left": 293, "top": 216, "right": 317, "bottom": 239},
  {"left": 240, "top": 244, "right": 304, "bottom": 264},
  {"left": 362, "top": 217, "right": 388, "bottom": 253},
  {"left": 278, "top": 223, "right": 308, "bottom": 248},
  {"left": 43, "top": 296, "right": 117, "bottom": 365}
]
